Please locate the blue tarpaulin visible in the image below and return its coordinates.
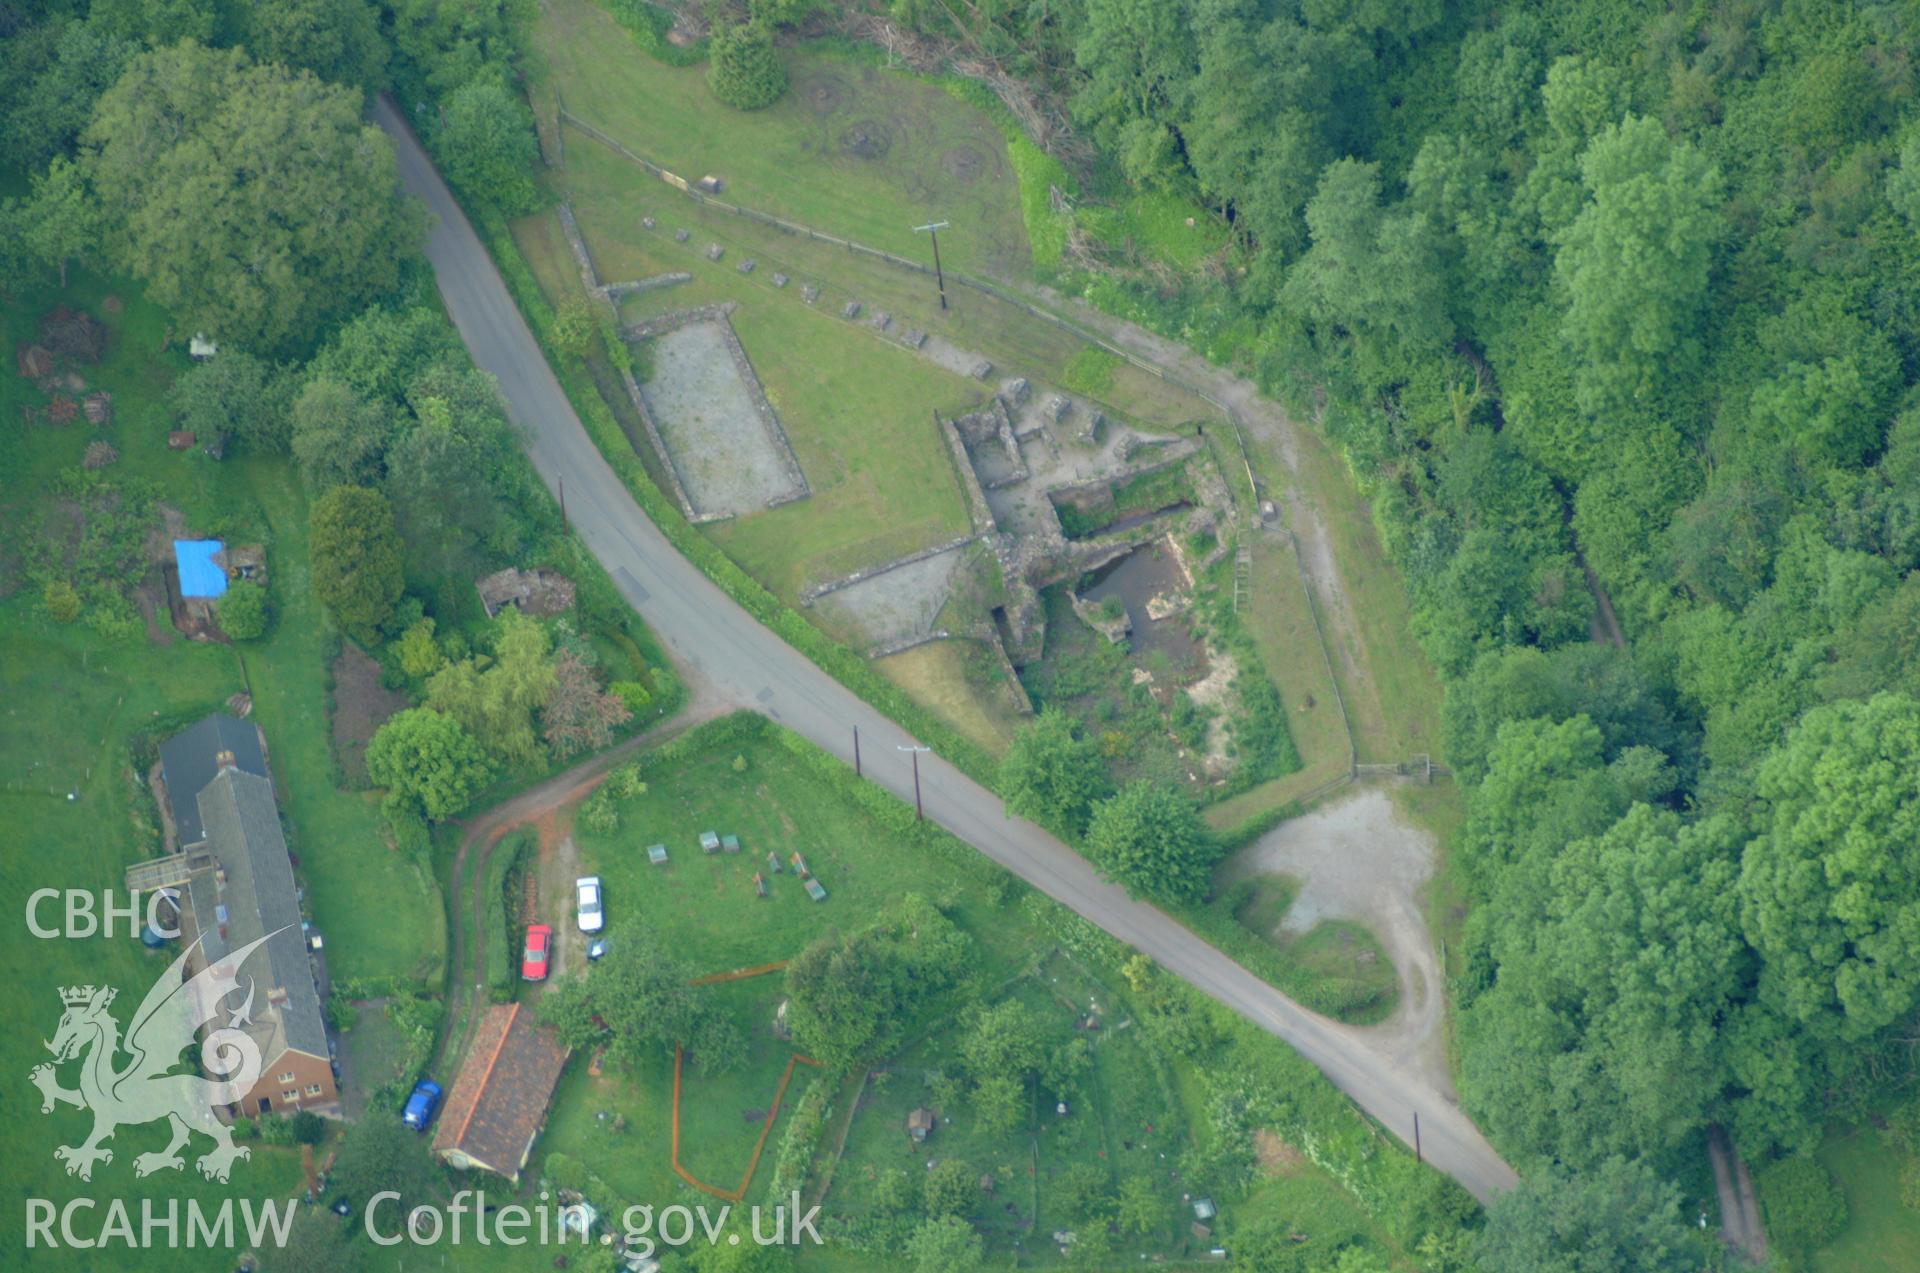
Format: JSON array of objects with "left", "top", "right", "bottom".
[{"left": 174, "top": 540, "right": 227, "bottom": 598}]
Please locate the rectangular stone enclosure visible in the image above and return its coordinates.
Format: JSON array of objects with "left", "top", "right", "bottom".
[{"left": 632, "top": 313, "right": 808, "bottom": 520}]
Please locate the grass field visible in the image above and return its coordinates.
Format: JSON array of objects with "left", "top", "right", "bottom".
[
  {"left": 874, "top": 638, "right": 1029, "bottom": 755},
  {"left": 568, "top": 723, "right": 1040, "bottom": 980},
  {"left": 0, "top": 268, "right": 450, "bottom": 1266},
  {"left": 1814, "top": 1127, "right": 1920, "bottom": 1273},
  {"left": 536, "top": 0, "right": 1031, "bottom": 279}
]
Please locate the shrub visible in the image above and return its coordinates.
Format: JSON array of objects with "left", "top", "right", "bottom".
[
  {"left": 579, "top": 788, "right": 619, "bottom": 834},
  {"left": 394, "top": 617, "right": 444, "bottom": 679},
  {"left": 606, "top": 762, "right": 648, "bottom": 799},
  {"left": 1758, "top": 1154, "right": 1846, "bottom": 1259},
  {"left": 706, "top": 21, "right": 786, "bottom": 110},
  {"left": 610, "top": 679, "right": 652, "bottom": 712},
  {"left": 217, "top": 580, "right": 269, "bottom": 640},
  {"left": 43, "top": 580, "right": 81, "bottom": 623},
  {"left": 290, "top": 1111, "right": 328, "bottom": 1145}
]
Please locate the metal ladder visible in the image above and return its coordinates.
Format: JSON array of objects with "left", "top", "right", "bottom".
[{"left": 1233, "top": 543, "right": 1253, "bottom": 613}]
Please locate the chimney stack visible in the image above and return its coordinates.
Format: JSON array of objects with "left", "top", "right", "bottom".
[{"left": 214, "top": 749, "right": 236, "bottom": 772}]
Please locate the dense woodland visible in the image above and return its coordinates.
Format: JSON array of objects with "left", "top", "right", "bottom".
[
  {"left": 6, "top": 0, "right": 1920, "bottom": 1266},
  {"left": 896, "top": 0, "right": 1920, "bottom": 1233}
]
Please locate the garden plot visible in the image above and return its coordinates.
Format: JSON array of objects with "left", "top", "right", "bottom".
[{"left": 635, "top": 316, "right": 808, "bottom": 520}]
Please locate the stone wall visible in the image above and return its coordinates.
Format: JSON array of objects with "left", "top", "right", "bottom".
[{"left": 936, "top": 412, "right": 998, "bottom": 537}]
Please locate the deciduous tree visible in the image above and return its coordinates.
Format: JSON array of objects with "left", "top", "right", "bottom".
[
  {"left": 998, "top": 709, "right": 1109, "bottom": 837},
  {"left": 367, "top": 707, "right": 492, "bottom": 821},
  {"left": 84, "top": 42, "right": 420, "bottom": 354},
  {"left": 437, "top": 74, "right": 541, "bottom": 214},
  {"left": 541, "top": 649, "right": 632, "bottom": 758},
  {"left": 1085, "top": 782, "right": 1219, "bottom": 902},
  {"left": 1553, "top": 116, "right": 1724, "bottom": 415},
  {"left": 1740, "top": 693, "right": 1920, "bottom": 1041}
]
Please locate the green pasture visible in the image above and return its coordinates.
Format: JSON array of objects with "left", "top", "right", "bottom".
[{"left": 535, "top": 0, "right": 1031, "bottom": 279}]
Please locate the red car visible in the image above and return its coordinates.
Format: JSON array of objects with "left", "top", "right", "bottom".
[{"left": 522, "top": 924, "right": 553, "bottom": 981}]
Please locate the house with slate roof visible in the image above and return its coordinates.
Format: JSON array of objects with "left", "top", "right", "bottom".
[
  {"left": 433, "top": 1003, "right": 569, "bottom": 1183},
  {"left": 157, "top": 713, "right": 267, "bottom": 848},
  {"left": 136, "top": 714, "right": 337, "bottom": 1119}
]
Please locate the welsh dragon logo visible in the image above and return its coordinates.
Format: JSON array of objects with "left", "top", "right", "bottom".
[{"left": 29, "top": 931, "right": 282, "bottom": 1183}]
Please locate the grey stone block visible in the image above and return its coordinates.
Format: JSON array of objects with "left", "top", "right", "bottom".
[
  {"left": 706, "top": 243, "right": 725, "bottom": 261},
  {"left": 673, "top": 228, "right": 690, "bottom": 242},
  {"left": 772, "top": 273, "right": 789, "bottom": 288},
  {"left": 841, "top": 300, "right": 862, "bottom": 320}
]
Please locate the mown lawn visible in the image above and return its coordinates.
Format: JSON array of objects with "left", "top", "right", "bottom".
[
  {"left": 569, "top": 724, "right": 1039, "bottom": 980},
  {"left": 1815, "top": 1127, "right": 1920, "bottom": 1273},
  {"left": 708, "top": 302, "right": 978, "bottom": 598}
]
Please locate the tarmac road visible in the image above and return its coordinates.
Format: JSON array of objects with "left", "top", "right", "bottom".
[{"left": 372, "top": 97, "right": 1519, "bottom": 1204}]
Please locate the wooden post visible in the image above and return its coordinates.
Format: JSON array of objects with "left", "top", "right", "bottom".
[
  {"left": 911, "top": 749, "right": 923, "bottom": 820},
  {"left": 853, "top": 726, "right": 862, "bottom": 777},
  {"left": 1414, "top": 1111, "right": 1422, "bottom": 1164}
]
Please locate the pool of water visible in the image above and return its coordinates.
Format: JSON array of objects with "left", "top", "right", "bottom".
[{"left": 1081, "top": 539, "right": 1206, "bottom": 678}]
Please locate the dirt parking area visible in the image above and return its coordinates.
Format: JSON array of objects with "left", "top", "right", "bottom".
[
  {"left": 1221, "top": 784, "right": 1452, "bottom": 1093},
  {"left": 639, "top": 319, "right": 806, "bottom": 518},
  {"left": 535, "top": 815, "right": 587, "bottom": 981}
]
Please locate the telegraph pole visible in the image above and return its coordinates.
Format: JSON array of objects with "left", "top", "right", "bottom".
[
  {"left": 898, "top": 744, "right": 931, "bottom": 819},
  {"left": 853, "top": 726, "right": 862, "bottom": 777},
  {"left": 913, "top": 221, "right": 950, "bottom": 310}
]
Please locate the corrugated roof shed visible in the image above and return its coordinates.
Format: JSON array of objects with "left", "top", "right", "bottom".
[
  {"left": 175, "top": 540, "right": 228, "bottom": 598},
  {"left": 434, "top": 1003, "right": 569, "bottom": 1180}
]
